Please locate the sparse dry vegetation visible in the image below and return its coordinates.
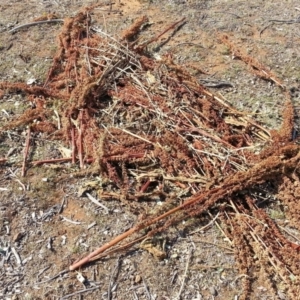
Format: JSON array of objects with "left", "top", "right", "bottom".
[{"left": 1, "top": 1, "right": 300, "bottom": 299}]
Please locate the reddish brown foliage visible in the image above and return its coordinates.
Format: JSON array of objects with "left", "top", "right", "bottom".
[{"left": 0, "top": 9, "right": 299, "bottom": 298}]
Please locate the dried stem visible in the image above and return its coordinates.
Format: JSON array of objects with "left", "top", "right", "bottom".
[{"left": 21, "top": 127, "right": 31, "bottom": 177}]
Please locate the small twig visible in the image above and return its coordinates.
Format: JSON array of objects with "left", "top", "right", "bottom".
[
  {"left": 268, "top": 17, "right": 300, "bottom": 24},
  {"left": 120, "top": 128, "right": 153, "bottom": 145},
  {"left": 11, "top": 247, "right": 22, "bottom": 265},
  {"left": 260, "top": 23, "right": 273, "bottom": 36},
  {"left": 61, "top": 216, "right": 82, "bottom": 225},
  {"left": 9, "top": 19, "right": 64, "bottom": 33},
  {"left": 86, "top": 192, "right": 109, "bottom": 214},
  {"left": 193, "top": 238, "right": 233, "bottom": 252},
  {"left": 214, "top": 11, "right": 241, "bottom": 19},
  {"left": 278, "top": 225, "right": 300, "bottom": 244},
  {"left": 58, "top": 197, "right": 66, "bottom": 214},
  {"left": 175, "top": 248, "right": 193, "bottom": 300},
  {"left": 71, "top": 126, "right": 76, "bottom": 164},
  {"left": 142, "top": 276, "right": 153, "bottom": 300},
  {"left": 54, "top": 109, "right": 61, "bottom": 130},
  {"left": 36, "top": 265, "right": 51, "bottom": 279},
  {"left": 139, "top": 17, "right": 186, "bottom": 49},
  {"left": 199, "top": 79, "right": 233, "bottom": 88},
  {"left": 189, "top": 212, "right": 220, "bottom": 234},
  {"left": 78, "top": 110, "right": 84, "bottom": 169},
  {"left": 32, "top": 157, "right": 72, "bottom": 165},
  {"left": 140, "top": 179, "right": 151, "bottom": 193},
  {"left": 260, "top": 17, "right": 300, "bottom": 36},
  {"left": 190, "top": 264, "right": 235, "bottom": 270},
  {"left": 14, "top": 178, "right": 26, "bottom": 191},
  {"left": 208, "top": 211, "right": 233, "bottom": 246},
  {"left": 21, "top": 127, "right": 31, "bottom": 177},
  {"left": 35, "top": 269, "right": 69, "bottom": 285},
  {"left": 107, "top": 257, "right": 122, "bottom": 300},
  {"left": 232, "top": 274, "right": 250, "bottom": 285},
  {"left": 60, "top": 285, "right": 100, "bottom": 299},
  {"left": 176, "top": 125, "right": 233, "bottom": 148}
]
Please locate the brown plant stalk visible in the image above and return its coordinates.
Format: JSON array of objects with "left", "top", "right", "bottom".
[{"left": 69, "top": 144, "right": 300, "bottom": 270}]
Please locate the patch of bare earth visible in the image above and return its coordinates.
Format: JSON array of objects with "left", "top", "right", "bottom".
[{"left": 1, "top": 1, "right": 300, "bottom": 300}]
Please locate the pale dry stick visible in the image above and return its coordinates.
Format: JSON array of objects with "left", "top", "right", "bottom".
[
  {"left": 61, "top": 216, "right": 81, "bottom": 225},
  {"left": 226, "top": 211, "right": 268, "bottom": 227},
  {"left": 188, "top": 106, "right": 210, "bottom": 122},
  {"left": 279, "top": 225, "right": 300, "bottom": 244},
  {"left": 11, "top": 247, "right": 22, "bottom": 265},
  {"left": 229, "top": 199, "right": 242, "bottom": 214},
  {"left": 107, "top": 42, "right": 142, "bottom": 69},
  {"left": 189, "top": 212, "right": 220, "bottom": 234},
  {"left": 53, "top": 110, "right": 61, "bottom": 130},
  {"left": 175, "top": 247, "right": 193, "bottom": 300},
  {"left": 194, "top": 238, "right": 234, "bottom": 252},
  {"left": 9, "top": 19, "right": 64, "bottom": 33},
  {"left": 178, "top": 108, "right": 197, "bottom": 127},
  {"left": 107, "top": 257, "right": 121, "bottom": 300},
  {"left": 102, "top": 11, "right": 108, "bottom": 38},
  {"left": 78, "top": 110, "right": 84, "bottom": 169},
  {"left": 101, "top": 125, "right": 119, "bottom": 146},
  {"left": 208, "top": 211, "right": 233, "bottom": 246},
  {"left": 261, "top": 69, "right": 284, "bottom": 87},
  {"left": 142, "top": 276, "right": 154, "bottom": 300},
  {"left": 120, "top": 128, "right": 154, "bottom": 145},
  {"left": 163, "top": 174, "right": 207, "bottom": 184},
  {"left": 191, "top": 146, "right": 226, "bottom": 160},
  {"left": 232, "top": 274, "right": 250, "bottom": 285},
  {"left": 86, "top": 192, "right": 109, "bottom": 214},
  {"left": 133, "top": 170, "right": 207, "bottom": 184},
  {"left": 60, "top": 286, "right": 100, "bottom": 300},
  {"left": 21, "top": 127, "right": 31, "bottom": 177},
  {"left": 176, "top": 126, "right": 234, "bottom": 148},
  {"left": 230, "top": 160, "right": 247, "bottom": 172},
  {"left": 14, "top": 178, "right": 26, "bottom": 191}
]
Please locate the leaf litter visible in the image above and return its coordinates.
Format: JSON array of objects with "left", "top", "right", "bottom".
[{"left": 0, "top": 2, "right": 300, "bottom": 299}]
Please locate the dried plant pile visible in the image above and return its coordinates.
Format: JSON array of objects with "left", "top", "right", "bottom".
[{"left": 1, "top": 6, "right": 300, "bottom": 299}]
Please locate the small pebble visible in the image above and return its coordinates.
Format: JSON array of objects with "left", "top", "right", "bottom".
[
  {"left": 135, "top": 274, "right": 142, "bottom": 284},
  {"left": 209, "top": 286, "right": 218, "bottom": 296}
]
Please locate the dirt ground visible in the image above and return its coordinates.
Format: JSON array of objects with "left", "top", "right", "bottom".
[{"left": 1, "top": 0, "right": 300, "bottom": 299}]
